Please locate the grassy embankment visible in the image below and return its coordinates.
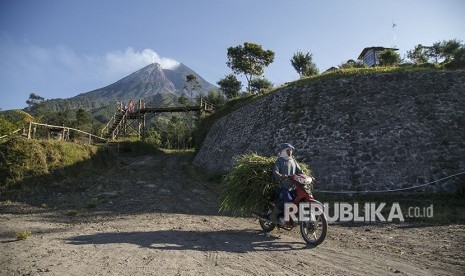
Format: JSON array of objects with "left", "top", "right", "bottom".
[
  {"left": 0, "top": 137, "right": 117, "bottom": 198},
  {"left": 0, "top": 136, "right": 190, "bottom": 195}
]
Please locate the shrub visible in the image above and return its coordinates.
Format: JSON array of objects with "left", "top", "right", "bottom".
[
  {"left": 16, "top": 230, "right": 32, "bottom": 240},
  {"left": 379, "top": 49, "right": 401, "bottom": 67},
  {"left": 66, "top": 210, "right": 79, "bottom": 217},
  {"left": 2, "top": 200, "right": 12, "bottom": 206}
]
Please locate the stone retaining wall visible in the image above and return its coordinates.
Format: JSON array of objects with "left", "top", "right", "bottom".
[{"left": 193, "top": 71, "right": 465, "bottom": 192}]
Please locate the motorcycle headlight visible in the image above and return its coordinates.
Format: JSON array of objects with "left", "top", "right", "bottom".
[{"left": 296, "top": 175, "right": 313, "bottom": 185}]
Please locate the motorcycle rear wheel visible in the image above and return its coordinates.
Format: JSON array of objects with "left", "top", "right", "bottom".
[
  {"left": 259, "top": 217, "right": 276, "bottom": 232},
  {"left": 258, "top": 207, "right": 276, "bottom": 232},
  {"left": 300, "top": 211, "right": 327, "bottom": 246}
]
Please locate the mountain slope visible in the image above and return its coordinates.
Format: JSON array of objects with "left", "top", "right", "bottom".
[{"left": 41, "top": 63, "right": 217, "bottom": 112}]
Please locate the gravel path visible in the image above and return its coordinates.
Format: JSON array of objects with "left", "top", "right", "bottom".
[{"left": 1, "top": 154, "right": 463, "bottom": 275}]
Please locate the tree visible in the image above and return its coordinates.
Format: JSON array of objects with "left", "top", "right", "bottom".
[
  {"left": 424, "top": 39, "right": 464, "bottom": 64},
  {"left": 151, "top": 114, "right": 197, "bottom": 150},
  {"left": 447, "top": 46, "right": 465, "bottom": 69},
  {"left": 217, "top": 74, "right": 242, "bottom": 99},
  {"left": 290, "top": 51, "right": 318, "bottom": 78},
  {"left": 453, "top": 47, "right": 465, "bottom": 63},
  {"left": 440, "top": 39, "right": 462, "bottom": 62},
  {"left": 43, "top": 111, "right": 73, "bottom": 127},
  {"left": 165, "top": 115, "right": 194, "bottom": 149},
  {"left": 145, "top": 127, "right": 162, "bottom": 147},
  {"left": 26, "top": 93, "right": 45, "bottom": 108},
  {"left": 201, "top": 90, "right": 226, "bottom": 107},
  {"left": 151, "top": 116, "right": 171, "bottom": 147},
  {"left": 250, "top": 77, "right": 273, "bottom": 94},
  {"left": 339, "top": 59, "right": 366, "bottom": 69},
  {"left": 73, "top": 108, "right": 94, "bottom": 132},
  {"left": 25, "top": 93, "right": 46, "bottom": 119},
  {"left": 226, "top": 42, "right": 275, "bottom": 92},
  {"left": 407, "top": 44, "right": 429, "bottom": 64},
  {"left": 178, "top": 94, "right": 189, "bottom": 106},
  {"left": 183, "top": 74, "right": 201, "bottom": 100},
  {"left": 379, "top": 49, "right": 401, "bottom": 67},
  {"left": 428, "top": 42, "right": 442, "bottom": 63},
  {"left": 75, "top": 108, "right": 91, "bottom": 126}
]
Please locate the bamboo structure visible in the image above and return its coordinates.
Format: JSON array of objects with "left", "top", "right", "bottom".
[
  {"left": 27, "top": 122, "right": 107, "bottom": 144},
  {"left": 0, "top": 128, "right": 23, "bottom": 140},
  {"left": 101, "top": 98, "right": 215, "bottom": 141}
]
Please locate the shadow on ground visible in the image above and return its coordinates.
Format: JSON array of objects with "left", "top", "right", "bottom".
[{"left": 66, "top": 229, "right": 309, "bottom": 253}]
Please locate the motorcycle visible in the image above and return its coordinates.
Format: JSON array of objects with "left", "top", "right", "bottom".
[{"left": 257, "top": 174, "right": 328, "bottom": 246}]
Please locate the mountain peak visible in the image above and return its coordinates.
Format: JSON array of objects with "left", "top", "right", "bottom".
[
  {"left": 146, "top": 62, "right": 162, "bottom": 69},
  {"left": 141, "top": 62, "right": 182, "bottom": 72},
  {"left": 133, "top": 62, "right": 163, "bottom": 76}
]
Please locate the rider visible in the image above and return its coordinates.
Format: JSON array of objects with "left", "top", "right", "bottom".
[{"left": 270, "top": 143, "right": 303, "bottom": 223}]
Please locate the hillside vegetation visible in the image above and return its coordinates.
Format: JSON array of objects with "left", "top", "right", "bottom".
[
  {"left": 287, "top": 64, "right": 449, "bottom": 87},
  {"left": 0, "top": 138, "right": 117, "bottom": 195}
]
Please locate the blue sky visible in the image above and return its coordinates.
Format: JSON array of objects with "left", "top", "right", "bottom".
[{"left": 1, "top": 0, "right": 464, "bottom": 110}]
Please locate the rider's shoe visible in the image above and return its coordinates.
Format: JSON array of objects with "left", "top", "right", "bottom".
[{"left": 279, "top": 218, "right": 293, "bottom": 228}]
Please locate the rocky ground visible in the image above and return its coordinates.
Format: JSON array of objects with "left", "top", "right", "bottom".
[{"left": 1, "top": 153, "right": 464, "bottom": 275}]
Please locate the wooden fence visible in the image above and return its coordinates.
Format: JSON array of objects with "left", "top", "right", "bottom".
[
  {"left": 26, "top": 122, "right": 107, "bottom": 144},
  {"left": 0, "top": 128, "right": 23, "bottom": 140}
]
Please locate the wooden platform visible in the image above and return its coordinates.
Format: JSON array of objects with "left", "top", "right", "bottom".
[{"left": 102, "top": 98, "right": 215, "bottom": 140}]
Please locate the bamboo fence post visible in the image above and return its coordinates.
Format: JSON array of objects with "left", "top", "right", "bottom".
[{"left": 28, "top": 122, "right": 32, "bottom": 139}]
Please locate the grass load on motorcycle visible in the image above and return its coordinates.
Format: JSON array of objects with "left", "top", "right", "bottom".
[
  {"left": 219, "top": 152, "right": 312, "bottom": 216},
  {"left": 219, "top": 145, "right": 327, "bottom": 246}
]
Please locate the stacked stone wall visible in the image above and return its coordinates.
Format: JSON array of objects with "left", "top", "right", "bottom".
[{"left": 193, "top": 71, "right": 465, "bottom": 192}]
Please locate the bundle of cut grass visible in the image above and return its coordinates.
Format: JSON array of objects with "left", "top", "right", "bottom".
[{"left": 219, "top": 153, "right": 311, "bottom": 216}]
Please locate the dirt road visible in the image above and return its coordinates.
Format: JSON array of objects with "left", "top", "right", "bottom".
[{"left": 1, "top": 154, "right": 464, "bottom": 275}]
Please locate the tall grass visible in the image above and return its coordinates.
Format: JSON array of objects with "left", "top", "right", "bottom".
[{"left": 0, "top": 137, "right": 117, "bottom": 193}]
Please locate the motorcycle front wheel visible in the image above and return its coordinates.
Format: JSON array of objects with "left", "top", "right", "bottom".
[{"left": 300, "top": 211, "right": 327, "bottom": 246}]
